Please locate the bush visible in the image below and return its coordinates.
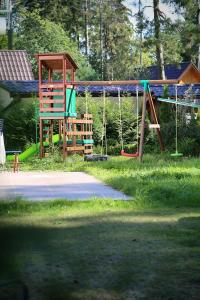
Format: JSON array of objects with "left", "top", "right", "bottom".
[
  {"left": 179, "top": 138, "right": 200, "bottom": 156},
  {"left": 158, "top": 104, "right": 200, "bottom": 156},
  {"left": 0, "top": 98, "right": 36, "bottom": 150}
]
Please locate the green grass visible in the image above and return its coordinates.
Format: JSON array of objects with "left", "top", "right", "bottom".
[
  {"left": 19, "top": 153, "right": 200, "bottom": 209},
  {"left": 0, "top": 201, "right": 200, "bottom": 300},
  {"left": 73, "top": 154, "right": 200, "bottom": 209},
  {"left": 1, "top": 154, "right": 200, "bottom": 299}
]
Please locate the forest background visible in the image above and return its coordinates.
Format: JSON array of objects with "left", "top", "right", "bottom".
[{"left": 1, "top": 0, "right": 200, "bottom": 156}]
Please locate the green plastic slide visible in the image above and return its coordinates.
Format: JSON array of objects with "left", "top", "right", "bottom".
[{"left": 6, "top": 134, "right": 60, "bottom": 162}]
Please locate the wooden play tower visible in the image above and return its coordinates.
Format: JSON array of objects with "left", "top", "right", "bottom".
[{"left": 36, "top": 53, "right": 93, "bottom": 159}]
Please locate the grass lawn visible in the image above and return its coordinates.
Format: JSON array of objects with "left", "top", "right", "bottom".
[{"left": 1, "top": 154, "right": 200, "bottom": 299}]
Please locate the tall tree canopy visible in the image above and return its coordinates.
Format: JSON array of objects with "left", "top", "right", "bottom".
[
  {"left": 14, "top": 9, "right": 97, "bottom": 80},
  {"left": 2, "top": 0, "right": 200, "bottom": 80},
  {"left": 163, "top": 0, "right": 200, "bottom": 66},
  {"left": 15, "top": 0, "right": 141, "bottom": 80}
]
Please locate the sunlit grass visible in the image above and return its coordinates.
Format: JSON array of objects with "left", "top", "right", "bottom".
[
  {"left": 15, "top": 153, "right": 200, "bottom": 209},
  {"left": 1, "top": 154, "right": 200, "bottom": 299}
]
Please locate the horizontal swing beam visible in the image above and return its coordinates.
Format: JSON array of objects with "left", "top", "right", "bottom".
[{"left": 70, "top": 80, "right": 179, "bottom": 86}]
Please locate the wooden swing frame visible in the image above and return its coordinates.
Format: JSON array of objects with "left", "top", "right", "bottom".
[{"left": 70, "top": 79, "right": 178, "bottom": 162}]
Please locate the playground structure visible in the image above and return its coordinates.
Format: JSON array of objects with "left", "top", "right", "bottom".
[
  {"left": 36, "top": 53, "right": 93, "bottom": 159},
  {"left": 72, "top": 80, "right": 200, "bottom": 161},
  {"left": 36, "top": 52, "right": 199, "bottom": 162},
  {"left": 36, "top": 52, "right": 169, "bottom": 162},
  {"left": 70, "top": 78, "right": 180, "bottom": 162},
  {"left": 3, "top": 52, "right": 200, "bottom": 163}
]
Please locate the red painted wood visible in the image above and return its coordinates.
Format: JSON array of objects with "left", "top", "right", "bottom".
[
  {"left": 42, "top": 91, "right": 64, "bottom": 96},
  {"left": 40, "top": 116, "right": 65, "bottom": 120},
  {"left": 68, "top": 118, "right": 93, "bottom": 124},
  {"left": 70, "top": 79, "right": 179, "bottom": 86},
  {"left": 121, "top": 150, "right": 139, "bottom": 158},
  {"left": 40, "top": 100, "right": 64, "bottom": 104},
  {"left": 41, "top": 83, "right": 64, "bottom": 89},
  {"left": 39, "top": 55, "right": 64, "bottom": 60},
  {"left": 40, "top": 107, "right": 64, "bottom": 112},
  {"left": 66, "top": 131, "right": 93, "bottom": 135}
]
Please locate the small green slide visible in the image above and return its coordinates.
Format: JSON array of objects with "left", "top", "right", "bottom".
[{"left": 6, "top": 134, "right": 60, "bottom": 162}]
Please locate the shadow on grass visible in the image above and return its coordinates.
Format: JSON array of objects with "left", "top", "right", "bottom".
[{"left": 0, "top": 211, "right": 200, "bottom": 300}]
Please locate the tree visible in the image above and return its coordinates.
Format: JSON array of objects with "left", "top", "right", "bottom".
[
  {"left": 14, "top": 9, "right": 97, "bottom": 80},
  {"left": 153, "top": 0, "right": 166, "bottom": 79},
  {"left": 15, "top": 0, "right": 137, "bottom": 80},
  {"left": 133, "top": 0, "right": 183, "bottom": 72},
  {"left": 164, "top": 0, "right": 200, "bottom": 66},
  {"left": 88, "top": 0, "right": 136, "bottom": 80},
  {"left": 0, "top": 35, "right": 7, "bottom": 49}
]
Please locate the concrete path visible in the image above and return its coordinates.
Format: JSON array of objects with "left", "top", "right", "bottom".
[{"left": 0, "top": 172, "right": 131, "bottom": 201}]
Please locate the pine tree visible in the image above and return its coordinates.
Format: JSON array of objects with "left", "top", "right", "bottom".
[
  {"left": 164, "top": 0, "right": 200, "bottom": 66},
  {"left": 153, "top": 0, "right": 166, "bottom": 79}
]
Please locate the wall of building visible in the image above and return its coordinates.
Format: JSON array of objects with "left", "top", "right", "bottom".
[
  {"left": 180, "top": 67, "right": 200, "bottom": 84},
  {"left": 0, "top": 87, "right": 12, "bottom": 108}
]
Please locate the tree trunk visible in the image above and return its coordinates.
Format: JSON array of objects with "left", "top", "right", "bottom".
[
  {"left": 153, "top": 0, "right": 165, "bottom": 79},
  {"left": 198, "top": 0, "right": 200, "bottom": 69},
  {"left": 84, "top": 0, "right": 89, "bottom": 57},
  {"left": 139, "top": 0, "right": 143, "bottom": 66},
  {"left": 99, "top": 0, "right": 104, "bottom": 80}
]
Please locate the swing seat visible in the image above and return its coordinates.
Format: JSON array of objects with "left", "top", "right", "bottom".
[
  {"left": 84, "top": 154, "right": 108, "bottom": 161},
  {"left": 120, "top": 150, "right": 139, "bottom": 158},
  {"left": 170, "top": 151, "right": 183, "bottom": 157},
  {"left": 149, "top": 124, "right": 160, "bottom": 129}
]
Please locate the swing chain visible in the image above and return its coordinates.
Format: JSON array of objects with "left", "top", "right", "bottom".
[
  {"left": 118, "top": 88, "right": 124, "bottom": 151},
  {"left": 101, "top": 89, "right": 107, "bottom": 156},
  {"left": 118, "top": 86, "right": 140, "bottom": 153}
]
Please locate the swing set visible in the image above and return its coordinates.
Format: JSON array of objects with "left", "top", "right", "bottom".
[
  {"left": 36, "top": 52, "right": 195, "bottom": 162},
  {"left": 170, "top": 85, "right": 183, "bottom": 157},
  {"left": 117, "top": 80, "right": 164, "bottom": 160},
  {"left": 84, "top": 80, "right": 165, "bottom": 161},
  {"left": 157, "top": 84, "right": 200, "bottom": 157},
  {"left": 118, "top": 86, "right": 140, "bottom": 157},
  {"left": 82, "top": 79, "right": 199, "bottom": 161},
  {"left": 76, "top": 78, "right": 186, "bottom": 162}
]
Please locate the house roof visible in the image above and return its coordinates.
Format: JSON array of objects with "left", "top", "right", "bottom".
[
  {"left": 0, "top": 80, "right": 38, "bottom": 94},
  {"left": 1, "top": 80, "right": 200, "bottom": 97},
  {"left": 132, "top": 62, "right": 197, "bottom": 80},
  {"left": 0, "top": 50, "right": 34, "bottom": 80}
]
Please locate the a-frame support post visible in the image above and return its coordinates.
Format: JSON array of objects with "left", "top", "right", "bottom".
[
  {"left": 138, "top": 89, "right": 147, "bottom": 162},
  {"left": 48, "top": 120, "right": 54, "bottom": 155},
  {"left": 40, "top": 118, "right": 44, "bottom": 158},
  {"left": 147, "top": 91, "right": 164, "bottom": 151},
  {"left": 138, "top": 80, "right": 165, "bottom": 162},
  {"left": 63, "top": 54, "right": 67, "bottom": 160},
  {"left": 63, "top": 117, "right": 67, "bottom": 160},
  {"left": 59, "top": 120, "right": 62, "bottom": 142}
]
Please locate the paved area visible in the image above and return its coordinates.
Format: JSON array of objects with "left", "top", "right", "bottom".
[{"left": 0, "top": 172, "right": 131, "bottom": 201}]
